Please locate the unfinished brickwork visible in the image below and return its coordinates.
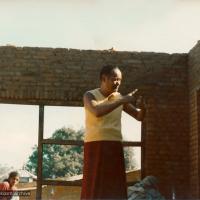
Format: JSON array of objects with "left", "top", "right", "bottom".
[
  {"left": 0, "top": 42, "right": 199, "bottom": 198},
  {"left": 188, "top": 41, "right": 200, "bottom": 199}
]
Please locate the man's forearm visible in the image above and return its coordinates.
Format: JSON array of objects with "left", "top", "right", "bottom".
[
  {"left": 84, "top": 91, "right": 136, "bottom": 117},
  {"left": 94, "top": 98, "right": 124, "bottom": 117}
]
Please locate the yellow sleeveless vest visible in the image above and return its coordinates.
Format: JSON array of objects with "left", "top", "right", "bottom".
[{"left": 84, "top": 88, "right": 123, "bottom": 142}]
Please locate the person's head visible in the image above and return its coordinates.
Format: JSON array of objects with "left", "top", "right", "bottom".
[
  {"left": 100, "top": 65, "right": 122, "bottom": 95},
  {"left": 8, "top": 171, "right": 20, "bottom": 188}
]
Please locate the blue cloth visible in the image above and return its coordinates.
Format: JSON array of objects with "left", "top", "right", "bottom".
[{"left": 128, "top": 176, "right": 165, "bottom": 200}]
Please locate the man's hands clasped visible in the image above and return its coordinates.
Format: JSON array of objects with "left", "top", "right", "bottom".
[
  {"left": 121, "top": 89, "right": 139, "bottom": 104},
  {"left": 122, "top": 89, "right": 146, "bottom": 108}
]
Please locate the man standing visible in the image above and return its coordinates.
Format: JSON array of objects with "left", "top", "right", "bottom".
[{"left": 81, "top": 65, "right": 146, "bottom": 200}]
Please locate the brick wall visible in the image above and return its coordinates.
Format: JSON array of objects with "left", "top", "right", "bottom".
[
  {"left": 188, "top": 41, "right": 200, "bottom": 199},
  {"left": 0, "top": 46, "right": 190, "bottom": 198}
]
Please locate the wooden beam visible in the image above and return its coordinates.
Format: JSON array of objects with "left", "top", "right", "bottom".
[
  {"left": 141, "top": 121, "right": 146, "bottom": 179},
  {"left": 42, "top": 180, "right": 82, "bottom": 186},
  {"left": 36, "top": 105, "right": 44, "bottom": 200},
  {"left": 42, "top": 139, "right": 84, "bottom": 146},
  {"left": 122, "top": 141, "right": 142, "bottom": 147},
  {"left": 41, "top": 139, "right": 142, "bottom": 147}
]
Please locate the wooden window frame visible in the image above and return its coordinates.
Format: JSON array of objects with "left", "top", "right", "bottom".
[{"left": 36, "top": 105, "right": 145, "bottom": 200}]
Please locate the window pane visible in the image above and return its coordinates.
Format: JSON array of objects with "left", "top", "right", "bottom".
[
  {"left": 44, "top": 106, "right": 85, "bottom": 140},
  {"left": 122, "top": 112, "right": 141, "bottom": 142},
  {"left": 42, "top": 144, "right": 83, "bottom": 179},
  {"left": 124, "top": 147, "right": 141, "bottom": 183},
  {"left": 0, "top": 103, "right": 38, "bottom": 200},
  {"left": 0, "top": 103, "right": 38, "bottom": 171}
]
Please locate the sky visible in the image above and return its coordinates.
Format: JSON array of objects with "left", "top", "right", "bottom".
[
  {"left": 0, "top": 0, "right": 200, "bottom": 52},
  {"left": 0, "top": 0, "right": 200, "bottom": 171}
]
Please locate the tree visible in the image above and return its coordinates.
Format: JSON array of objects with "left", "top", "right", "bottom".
[
  {"left": 124, "top": 147, "right": 137, "bottom": 171},
  {"left": 26, "top": 127, "right": 84, "bottom": 179},
  {"left": 26, "top": 127, "right": 136, "bottom": 179}
]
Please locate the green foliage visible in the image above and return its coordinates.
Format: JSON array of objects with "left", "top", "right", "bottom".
[
  {"left": 26, "top": 145, "right": 38, "bottom": 175},
  {"left": 124, "top": 147, "right": 136, "bottom": 171},
  {"left": 26, "top": 127, "right": 84, "bottom": 179}
]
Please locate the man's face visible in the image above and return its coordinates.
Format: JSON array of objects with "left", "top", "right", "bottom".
[
  {"left": 9, "top": 176, "right": 19, "bottom": 187},
  {"left": 103, "top": 68, "right": 122, "bottom": 93}
]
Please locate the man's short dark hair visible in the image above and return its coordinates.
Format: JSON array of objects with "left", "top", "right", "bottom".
[{"left": 99, "top": 65, "right": 120, "bottom": 80}]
